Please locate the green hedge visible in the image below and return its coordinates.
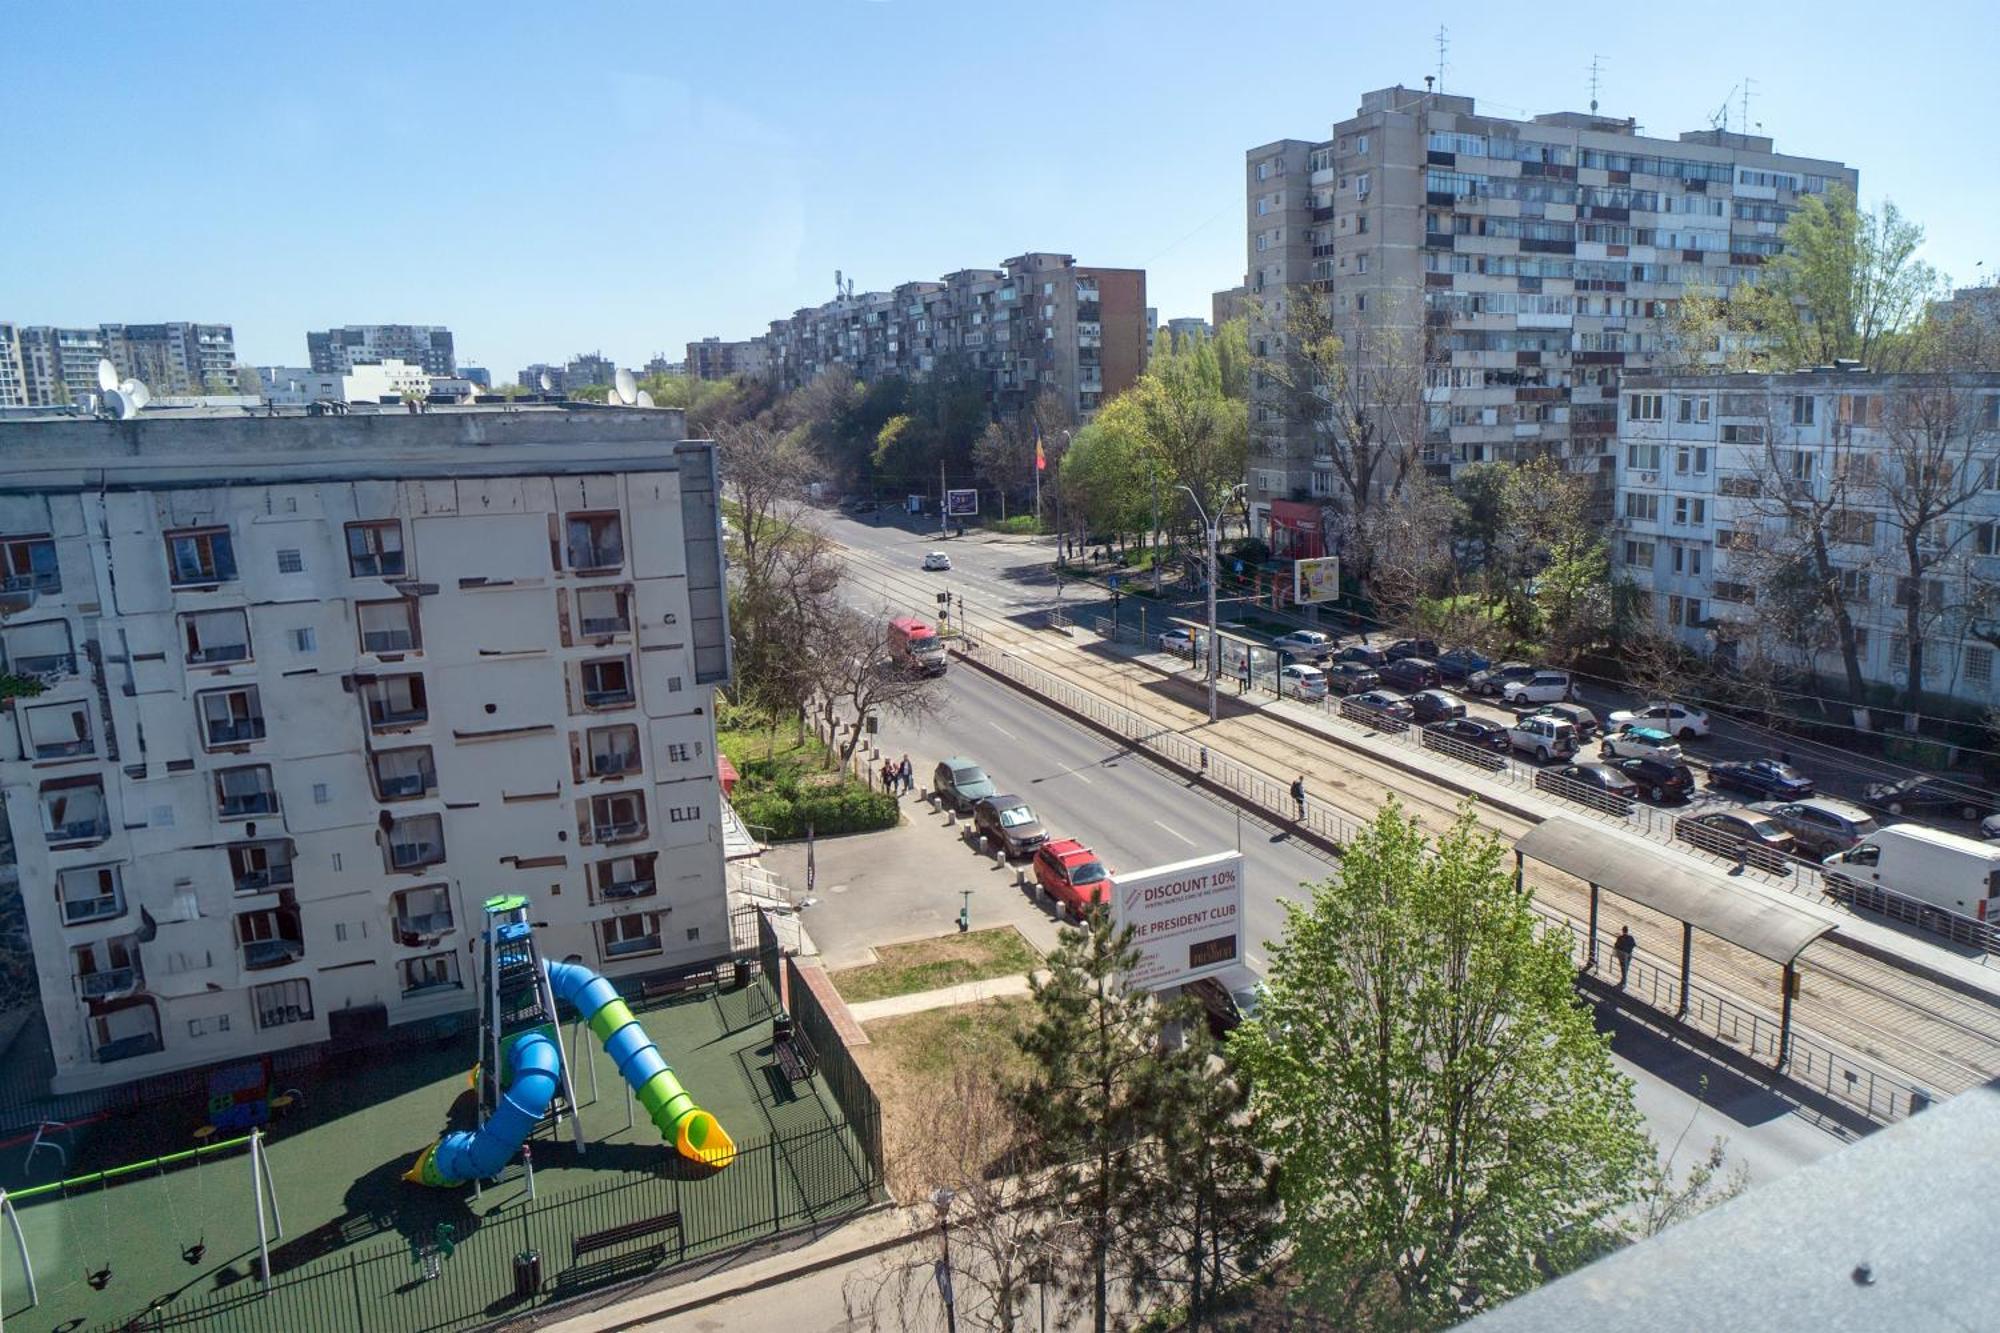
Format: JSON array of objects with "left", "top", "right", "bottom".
[{"left": 736, "top": 778, "right": 899, "bottom": 840}]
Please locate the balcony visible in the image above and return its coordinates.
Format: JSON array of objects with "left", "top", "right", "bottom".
[
  {"left": 205, "top": 718, "right": 266, "bottom": 745},
  {"left": 604, "top": 932, "right": 662, "bottom": 959},
  {"left": 591, "top": 751, "right": 639, "bottom": 776},
  {"left": 11, "top": 652, "right": 75, "bottom": 678},
  {"left": 584, "top": 687, "right": 635, "bottom": 709},
  {"left": 94, "top": 1031, "right": 164, "bottom": 1064},
  {"left": 593, "top": 819, "right": 643, "bottom": 844},
  {"left": 62, "top": 895, "right": 125, "bottom": 925},
  {"left": 46, "top": 817, "right": 110, "bottom": 847},
  {"left": 390, "top": 842, "right": 444, "bottom": 871},
  {"left": 2, "top": 570, "right": 60, "bottom": 596},
  {"left": 78, "top": 966, "right": 139, "bottom": 1000},
  {"left": 402, "top": 971, "right": 462, "bottom": 997},
  {"left": 377, "top": 771, "right": 432, "bottom": 798},
  {"left": 395, "top": 911, "right": 455, "bottom": 944},
  {"left": 362, "top": 629, "right": 417, "bottom": 654},
  {"left": 568, "top": 543, "right": 624, "bottom": 572},
  {"left": 218, "top": 791, "right": 278, "bottom": 818},
  {"left": 234, "top": 863, "right": 293, "bottom": 893},
  {"left": 368, "top": 702, "right": 428, "bottom": 729},
  {"left": 33, "top": 735, "right": 92, "bottom": 759},
  {"left": 187, "top": 643, "right": 249, "bottom": 665},
  {"left": 580, "top": 615, "right": 629, "bottom": 637},
  {"left": 241, "top": 938, "right": 305, "bottom": 970},
  {"left": 599, "top": 877, "right": 655, "bottom": 901}
]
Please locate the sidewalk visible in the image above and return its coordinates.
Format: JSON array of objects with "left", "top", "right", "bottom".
[{"left": 845, "top": 971, "right": 1042, "bottom": 1023}]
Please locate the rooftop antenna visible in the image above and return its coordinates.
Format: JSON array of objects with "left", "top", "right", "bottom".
[
  {"left": 1741, "top": 77, "right": 1756, "bottom": 135},
  {"left": 95, "top": 358, "right": 118, "bottom": 394},
  {"left": 1588, "top": 55, "right": 1604, "bottom": 115},
  {"left": 835, "top": 269, "right": 843, "bottom": 301},
  {"left": 1434, "top": 24, "right": 1449, "bottom": 92},
  {"left": 612, "top": 367, "right": 638, "bottom": 406},
  {"left": 1710, "top": 83, "right": 1738, "bottom": 133}
]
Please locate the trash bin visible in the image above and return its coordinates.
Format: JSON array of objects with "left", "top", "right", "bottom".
[{"left": 514, "top": 1249, "right": 542, "bottom": 1299}]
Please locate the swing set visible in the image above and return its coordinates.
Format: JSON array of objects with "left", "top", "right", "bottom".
[{"left": 0, "top": 1128, "right": 282, "bottom": 1311}]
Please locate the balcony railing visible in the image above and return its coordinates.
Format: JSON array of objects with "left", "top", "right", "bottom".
[
  {"left": 368, "top": 703, "right": 428, "bottom": 729},
  {"left": 46, "top": 817, "right": 109, "bottom": 846},
  {"left": 187, "top": 643, "right": 249, "bottom": 664},
  {"left": 591, "top": 751, "right": 639, "bottom": 776},
  {"left": 12, "top": 652, "right": 75, "bottom": 678},
  {"left": 2, "top": 571, "right": 61, "bottom": 594},
  {"left": 62, "top": 895, "right": 124, "bottom": 925},
  {"left": 350, "top": 554, "right": 405, "bottom": 577},
  {"left": 604, "top": 934, "right": 661, "bottom": 959},
  {"left": 33, "top": 737, "right": 92, "bottom": 759},
  {"left": 234, "top": 863, "right": 294, "bottom": 893},
  {"left": 241, "top": 938, "right": 305, "bottom": 970},
  {"left": 593, "top": 819, "right": 643, "bottom": 843},
  {"left": 377, "top": 771, "right": 433, "bottom": 798},
  {"left": 584, "top": 687, "right": 635, "bottom": 708},
  {"left": 580, "top": 616, "right": 630, "bottom": 636},
  {"left": 395, "top": 911, "right": 455, "bottom": 941},
  {"left": 362, "top": 629, "right": 416, "bottom": 654},
  {"left": 401, "top": 973, "right": 462, "bottom": 996},
  {"left": 390, "top": 842, "right": 444, "bottom": 870},
  {"left": 598, "top": 877, "right": 656, "bottom": 901},
  {"left": 77, "top": 966, "right": 139, "bottom": 999},
  {"left": 569, "top": 543, "right": 624, "bottom": 571},
  {"left": 94, "top": 1031, "right": 163, "bottom": 1064},
  {"left": 219, "top": 792, "right": 278, "bottom": 818},
  {"left": 205, "top": 718, "right": 266, "bottom": 745}
]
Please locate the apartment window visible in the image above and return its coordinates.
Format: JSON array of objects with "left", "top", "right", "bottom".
[
  {"left": 345, "top": 521, "right": 406, "bottom": 577},
  {"left": 0, "top": 534, "right": 59, "bottom": 594},
  {"left": 581, "top": 656, "right": 635, "bottom": 709},
  {"left": 1681, "top": 598, "right": 1704, "bottom": 627},
  {"left": 1968, "top": 646, "right": 1995, "bottom": 687},
  {"left": 1831, "top": 510, "right": 1876, "bottom": 545},
  {"left": 1711, "top": 581, "right": 1755, "bottom": 605},
  {"left": 180, "top": 609, "right": 250, "bottom": 665},
  {"left": 236, "top": 907, "right": 304, "bottom": 970},
  {"left": 593, "top": 852, "right": 658, "bottom": 903},
  {"left": 588, "top": 790, "right": 646, "bottom": 844},
  {"left": 1672, "top": 497, "right": 1706, "bottom": 526},
  {"left": 73, "top": 936, "right": 142, "bottom": 1002},
  {"left": 1719, "top": 424, "right": 1765, "bottom": 445},
  {"left": 275, "top": 549, "right": 304, "bottom": 575},
  {"left": 1839, "top": 394, "right": 1885, "bottom": 428},
  {"left": 294, "top": 626, "right": 317, "bottom": 654},
  {"left": 1625, "top": 443, "right": 1662, "bottom": 471},
  {"left": 1627, "top": 393, "right": 1664, "bottom": 422},
  {"left": 252, "top": 978, "right": 313, "bottom": 1030},
  {"left": 565, "top": 512, "right": 625, "bottom": 572},
  {"left": 1791, "top": 395, "right": 1816, "bottom": 426},
  {"left": 1676, "top": 396, "right": 1711, "bottom": 424},
  {"left": 598, "top": 912, "right": 663, "bottom": 961},
  {"left": 1353, "top": 172, "right": 1370, "bottom": 198},
  {"left": 586, "top": 724, "right": 641, "bottom": 777},
  {"left": 666, "top": 676, "right": 683, "bottom": 693},
  {"left": 3, "top": 619, "right": 75, "bottom": 678},
  {"left": 666, "top": 742, "right": 691, "bottom": 764},
  {"left": 1976, "top": 521, "right": 2000, "bottom": 557},
  {"left": 361, "top": 672, "right": 428, "bottom": 730},
  {"left": 1895, "top": 577, "right": 1946, "bottom": 613},
  {"left": 229, "top": 839, "right": 295, "bottom": 894},
  {"left": 1983, "top": 397, "right": 2000, "bottom": 431},
  {"left": 1355, "top": 253, "right": 1369, "bottom": 275},
  {"left": 575, "top": 585, "right": 632, "bottom": 637},
  {"left": 164, "top": 527, "right": 237, "bottom": 586},
  {"left": 1666, "top": 595, "right": 1683, "bottom": 628},
  {"left": 1671, "top": 544, "right": 1703, "bottom": 576},
  {"left": 198, "top": 686, "right": 265, "bottom": 748},
  {"left": 1674, "top": 447, "right": 1710, "bottom": 476},
  {"left": 1623, "top": 540, "right": 1655, "bottom": 569},
  {"left": 357, "top": 599, "right": 420, "bottom": 655},
  {"left": 401, "top": 952, "right": 462, "bottom": 996},
  {"left": 1354, "top": 134, "right": 1369, "bottom": 156},
  {"left": 392, "top": 883, "right": 455, "bottom": 945},
  {"left": 58, "top": 865, "right": 125, "bottom": 926},
  {"left": 188, "top": 1015, "right": 231, "bottom": 1038},
  {"left": 1838, "top": 568, "right": 1871, "bottom": 604},
  {"left": 669, "top": 803, "right": 702, "bottom": 824},
  {"left": 371, "top": 745, "right": 436, "bottom": 801},
  {"left": 386, "top": 814, "right": 446, "bottom": 870},
  {"left": 1624, "top": 494, "right": 1660, "bottom": 523},
  {"left": 1355, "top": 293, "right": 1367, "bottom": 312},
  {"left": 21, "top": 701, "right": 92, "bottom": 759}
]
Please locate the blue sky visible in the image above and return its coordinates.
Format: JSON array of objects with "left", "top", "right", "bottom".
[{"left": 7, "top": 1, "right": 1995, "bottom": 381}]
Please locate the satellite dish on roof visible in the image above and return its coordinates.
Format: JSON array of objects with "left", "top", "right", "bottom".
[
  {"left": 96, "top": 358, "right": 119, "bottom": 393},
  {"left": 635, "top": 389, "right": 655, "bottom": 409},
  {"left": 613, "top": 367, "right": 638, "bottom": 406},
  {"left": 104, "top": 389, "right": 138, "bottom": 421},
  {"left": 120, "top": 378, "right": 151, "bottom": 409},
  {"left": 538, "top": 371, "right": 553, "bottom": 392}
]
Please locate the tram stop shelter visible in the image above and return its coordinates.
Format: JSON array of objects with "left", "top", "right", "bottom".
[
  {"left": 1167, "top": 618, "right": 1279, "bottom": 686},
  {"left": 1514, "top": 817, "right": 1838, "bottom": 1067}
]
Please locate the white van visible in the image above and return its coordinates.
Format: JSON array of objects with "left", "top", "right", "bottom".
[{"left": 1822, "top": 824, "right": 2000, "bottom": 928}]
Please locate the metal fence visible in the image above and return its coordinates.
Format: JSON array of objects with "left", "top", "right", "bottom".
[{"left": 785, "top": 956, "right": 884, "bottom": 1183}]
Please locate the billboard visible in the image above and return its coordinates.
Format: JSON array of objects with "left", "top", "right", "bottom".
[
  {"left": 1293, "top": 555, "right": 1342, "bottom": 604},
  {"left": 1113, "top": 850, "right": 1245, "bottom": 990},
  {"left": 946, "top": 488, "right": 980, "bottom": 517}
]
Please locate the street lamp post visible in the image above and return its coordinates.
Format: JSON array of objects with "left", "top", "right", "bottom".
[
  {"left": 931, "top": 1187, "right": 957, "bottom": 1333},
  {"left": 1177, "top": 483, "right": 1246, "bottom": 725}
]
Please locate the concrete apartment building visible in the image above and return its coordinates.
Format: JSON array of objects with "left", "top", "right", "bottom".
[
  {"left": 0, "top": 405, "right": 732, "bottom": 1092},
  {"left": 1614, "top": 371, "right": 2000, "bottom": 699},
  {"left": 308, "top": 325, "right": 457, "bottom": 377},
  {"left": 1243, "top": 84, "right": 1854, "bottom": 553},
  {"left": 685, "top": 337, "right": 768, "bottom": 382},
  {"left": 0, "top": 324, "right": 26, "bottom": 408},
  {"left": 714, "top": 251, "right": 1146, "bottom": 422},
  {"left": 6, "top": 323, "right": 238, "bottom": 405},
  {"left": 255, "top": 360, "right": 436, "bottom": 406}
]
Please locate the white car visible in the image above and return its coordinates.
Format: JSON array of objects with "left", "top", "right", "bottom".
[
  {"left": 921, "top": 551, "right": 951, "bottom": 571},
  {"left": 1608, "top": 701, "right": 1710, "bottom": 740},
  {"left": 1279, "top": 664, "right": 1329, "bottom": 700},
  {"left": 1159, "top": 627, "right": 1195, "bottom": 656},
  {"left": 1598, "top": 725, "right": 1685, "bottom": 765},
  {"left": 1501, "top": 670, "right": 1573, "bottom": 707},
  {"left": 1270, "top": 630, "right": 1334, "bottom": 659}
]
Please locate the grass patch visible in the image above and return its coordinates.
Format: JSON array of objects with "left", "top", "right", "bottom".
[
  {"left": 986, "top": 514, "right": 1047, "bottom": 535},
  {"left": 858, "top": 996, "right": 1037, "bottom": 1088},
  {"left": 831, "top": 927, "right": 1042, "bottom": 1004},
  {"left": 717, "top": 699, "right": 899, "bottom": 838}
]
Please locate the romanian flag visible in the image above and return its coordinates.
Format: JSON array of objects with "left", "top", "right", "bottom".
[{"left": 1035, "top": 427, "right": 1046, "bottom": 472}]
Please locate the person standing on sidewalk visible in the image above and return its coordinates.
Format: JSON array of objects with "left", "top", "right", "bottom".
[
  {"left": 898, "top": 754, "right": 913, "bottom": 794},
  {"left": 1290, "top": 775, "right": 1307, "bottom": 822},
  {"left": 1613, "top": 927, "right": 1636, "bottom": 986}
]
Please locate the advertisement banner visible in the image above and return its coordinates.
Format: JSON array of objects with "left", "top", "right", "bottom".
[
  {"left": 1112, "top": 850, "right": 1245, "bottom": 990},
  {"left": 1293, "top": 556, "right": 1342, "bottom": 604},
  {"left": 946, "top": 488, "right": 980, "bottom": 517}
]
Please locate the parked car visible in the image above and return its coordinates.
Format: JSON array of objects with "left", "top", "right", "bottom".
[
  {"left": 921, "top": 550, "right": 952, "bottom": 571},
  {"left": 1033, "top": 839, "right": 1113, "bottom": 919},
  {"left": 839, "top": 496, "right": 880, "bottom": 514},
  {"left": 1674, "top": 809, "right": 1798, "bottom": 872},
  {"left": 1501, "top": 670, "right": 1573, "bottom": 707},
  {"left": 1535, "top": 762, "right": 1638, "bottom": 814},
  {"left": 1159, "top": 627, "right": 1196, "bottom": 656},
  {"left": 1348, "top": 689, "right": 1414, "bottom": 721},
  {"left": 1599, "top": 724, "right": 1685, "bottom": 765},
  {"left": 1749, "top": 798, "right": 1880, "bottom": 859},
  {"left": 1613, "top": 756, "right": 1697, "bottom": 805},
  {"left": 971, "top": 795, "right": 1048, "bottom": 859},
  {"left": 1378, "top": 657, "right": 1442, "bottom": 692},
  {"left": 1862, "top": 776, "right": 1997, "bottom": 822},
  {"left": 1608, "top": 701, "right": 1712, "bottom": 740},
  {"left": 1408, "top": 689, "right": 1465, "bottom": 723},
  {"left": 931, "top": 756, "right": 997, "bottom": 812},
  {"left": 1509, "top": 715, "right": 1579, "bottom": 763},
  {"left": 1983, "top": 812, "right": 2000, "bottom": 843},
  {"left": 1708, "top": 757, "right": 1815, "bottom": 800},
  {"left": 1385, "top": 638, "right": 1441, "bottom": 662},
  {"left": 1333, "top": 643, "right": 1388, "bottom": 668},
  {"left": 1468, "top": 661, "right": 1539, "bottom": 697},
  {"left": 1426, "top": 716, "right": 1511, "bottom": 753},
  {"left": 1270, "top": 630, "right": 1335, "bottom": 659},
  {"left": 1325, "top": 662, "right": 1381, "bottom": 695},
  {"left": 1434, "top": 646, "right": 1492, "bottom": 682},
  {"left": 1279, "top": 663, "right": 1329, "bottom": 700},
  {"left": 1528, "top": 701, "right": 1600, "bottom": 741}
]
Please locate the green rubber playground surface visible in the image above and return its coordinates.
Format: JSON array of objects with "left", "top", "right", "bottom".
[{"left": 0, "top": 978, "right": 870, "bottom": 1333}]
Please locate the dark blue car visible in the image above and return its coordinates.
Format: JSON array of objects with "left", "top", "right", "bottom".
[
  {"left": 1707, "top": 757, "right": 1815, "bottom": 800},
  {"left": 1434, "top": 647, "right": 1491, "bottom": 682}
]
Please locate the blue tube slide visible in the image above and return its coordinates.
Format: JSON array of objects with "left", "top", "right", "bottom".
[{"left": 402, "top": 1029, "right": 560, "bottom": 1186}]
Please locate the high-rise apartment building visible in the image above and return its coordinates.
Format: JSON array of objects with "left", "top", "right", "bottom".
[
  {"left": 564, "top": 352, "right": 617, "bottom": 389},
  {"left": 1614, "top": 370, "right": 2000, "bottom": 698},
  {"left": 308, "top": 325, "right": 457, "bottom": 377},
  {"left": 0, "top": 324, "right": 25, "bottom": 408},
  {"left": 706, "top": 251, "right": 1146, "bottom": 422},
  {"left": 0, "top": 404, "right": 732, "bottom": 1092},
  {"left": 685, "top": 338, "right": 768, "bottom": 382},
  {"left": 6, "top": 322, "right": 237, "bottom": 404},
  {"left": 1244, "top": 85, "right": 1854, "bottom": 549}
]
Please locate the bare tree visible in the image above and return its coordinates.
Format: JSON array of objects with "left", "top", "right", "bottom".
[
  {"left": 808, "top": 607, "right": 946, "bottom": 768},
  {"left": 1352, "top": 477, "right": 1460, "bottom": 635},
  {"left": 973, "top": 390, "right": 1070, "bottom": 521}
]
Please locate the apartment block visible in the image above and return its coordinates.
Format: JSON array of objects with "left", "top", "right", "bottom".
[
  {"left": 0, "top": 404, "right": 733, "bottom": 1092},
  {"left": 685, "top": 337, "right": 768, "bottom": 382},
  {"left": 1244, "top": 84, "right": 1854, "bottom": 547},
  {"left": 711, "top": 251, "right": 1145, "bottom": 422},
  {"left": 0, "top": 324, "right": 25, "bottom": 408},
  {"left": 7, "top": 323, "right": 237, "bottom": 404},
  {"left": 1614, "top": 371, "right": 2000, "bottom": 698},
  {"left": 307, "top": 325, "right": 457, "bottom": 377}
]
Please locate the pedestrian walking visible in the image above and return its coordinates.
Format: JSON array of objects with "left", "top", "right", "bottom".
[
  {"left": 1613, "top": 926, "right": 1636, "bottom": 986},
  {"left": 1290, "top": 775, "right": 1306, "bottom": 822},
  {"left": 1199, "top": 745, "right": 1209, "bottom": 778},
  {"left": 898, "top": 755, "right": 913, "bottom": 794},
  {"left": 881, "top": 758, "right": 895, "bottom": 792}
]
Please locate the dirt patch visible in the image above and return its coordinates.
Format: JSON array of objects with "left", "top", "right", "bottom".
[{"left": 830, "top": 926, "right": 1042, "bottom": 1003}]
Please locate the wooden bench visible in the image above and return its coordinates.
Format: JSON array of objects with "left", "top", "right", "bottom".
[
  {"left": 571, "top": 1211, "right": 683, "bottom": 1263},
  {"left": 773, "top": 1031, "right": 818, "bottom": 1088},
  {"left": 641, "top": 971, "right": 715, "bottom": 1004}
]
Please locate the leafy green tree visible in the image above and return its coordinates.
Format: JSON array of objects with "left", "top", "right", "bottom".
[
  {"left": 1135, "top": 329, "right": 1248, "bottom": 527},
  {"left": 1233, "top": 802, "right": 1650, "bottom": 1327},
  {"left": 1451, "top": 462, "right": 1513, "bottom": 606},
  {"left": 1502, "top": 457, "right": 1612, "bottom": 661},
  {"left": 1060, "top": 411, "right": 1151, "bottom": 549}
]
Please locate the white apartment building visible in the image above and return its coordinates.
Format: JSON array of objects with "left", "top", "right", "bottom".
[
  {"left": 0, "top": 405, "right": 732, "bottom": 1092},
  {"left": 1615, "top": 371, "right": 2000, "bottom": 700},
  {"left": 257, "top": 359, "right": 435, "bottom": 406}
]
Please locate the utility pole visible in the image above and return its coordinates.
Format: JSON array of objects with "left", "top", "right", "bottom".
[
  {"left": 1150, "top": 462, "right": 1162, "bottom": 596},
  {"left": 939, "top": 458, "right": 947, "bottom": 538},
  {"left": 1179, "top": 484, "right": 1221, "bottom": 723}
]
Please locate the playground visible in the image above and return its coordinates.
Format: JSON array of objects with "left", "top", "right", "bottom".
[{"left": 0, "top": 960, "right": 875, "bottom": 1333}]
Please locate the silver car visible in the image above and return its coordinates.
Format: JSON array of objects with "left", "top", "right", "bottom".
[{"left": 1749, "top": 798, "right": 1880, "bottom": 859}]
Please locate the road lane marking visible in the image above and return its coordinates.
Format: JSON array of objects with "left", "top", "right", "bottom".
[
  {"left": 1153, "top": 820, "right": 1197, "bottom": 846},
  {"left": 988, "top": 720, "right": 1018, "bottom": 739}
]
